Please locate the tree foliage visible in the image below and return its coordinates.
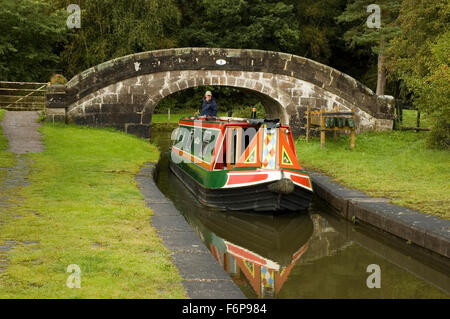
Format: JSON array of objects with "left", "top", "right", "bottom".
[
  {"left": 51, "top": 0, "right": 181, "bottom": 78},
  {"left": 288, "top": 0, "right": 347, "bottom": 63},
  {"left": 0, "top": 0, "right": 68, "bottom": 81},
  {"left": 387, "top": 0, "right": 450, "bottom": 148},
  {"left": 337, "top": 0, "right": 401, "bottom": 94},
  {"left": 176, "top": 0, "right": 300, "bottom": 53},
  {"left": 337, "top": 0, "right": 400, "bottom": 53},
  {"left": 176, "top": 0, "right": 350, "bottom": 65}
]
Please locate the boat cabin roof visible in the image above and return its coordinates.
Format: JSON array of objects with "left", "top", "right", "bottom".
[{"left": 179, "top": 116, "right": 283, "bottom": 129}]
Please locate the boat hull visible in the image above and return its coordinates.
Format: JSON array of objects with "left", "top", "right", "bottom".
[{"left": 169, "top": 161, "right": 313, "bottom": 213}]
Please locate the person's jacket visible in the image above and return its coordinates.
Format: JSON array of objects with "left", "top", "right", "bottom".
[{"left": 200, "top": 97, "right": 218, "bottom": 116}]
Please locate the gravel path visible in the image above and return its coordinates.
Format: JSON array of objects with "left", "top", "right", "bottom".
[{"left": 1, "top": 111, "right": 44, "bottom": 153}]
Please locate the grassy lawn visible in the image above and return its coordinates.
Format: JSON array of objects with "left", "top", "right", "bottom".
[
  {"left": 152, "top": 113, "right": 195, "bottom": 124},
  {"left": 401, "top": 109, "right": 432, "bottom": 128},
  {"left": 0, "top": 122, "right": 187, "bottom": 298},
  {"left": 296, "top": 130, "right": 449, "bottom": 219}
]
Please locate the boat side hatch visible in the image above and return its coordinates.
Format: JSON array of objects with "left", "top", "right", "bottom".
[{"left": 235, "top": 127, "right": 262, "bottom": 168}]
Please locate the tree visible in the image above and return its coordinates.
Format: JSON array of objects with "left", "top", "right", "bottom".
[
  {"left": 176, "top": 0, "right": 301, "bottom": 53},
  {"left": 337, "top": 0, "right": 401, "bottom": 95},
  {"left": 50, "top": 0, "right": 181, "bottom": 78},
  {"left": 285, "top": 0, "right": 347, "bottom": 64},
  {"left": 387, "top": 0, "right": 450, "bottom": 148},
  {"left": 0, "top": 0, "right": 68, "bottom": 81}
]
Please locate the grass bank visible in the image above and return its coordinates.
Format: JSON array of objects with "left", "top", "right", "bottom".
[
  {"left": 152, "top": 113, "right": 195, "bottom": 124},
  {"left": 0, "top": 123, "right": 187, "bottom": 298},
  {"left": 401, "top": 109, "right": 432, "bottom": 128},
  {"left": 0, "top": 109, "right": 15, "bottom": 171},
  {"left": 296, "top": 129, "right": 449, "bottom": 220}
]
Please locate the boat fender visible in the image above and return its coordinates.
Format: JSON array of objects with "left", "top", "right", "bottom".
[{"left": 268, "top": 178, "right": 294, "bottom": 195}]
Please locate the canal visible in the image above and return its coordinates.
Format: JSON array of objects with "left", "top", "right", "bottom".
[{"left": 150, "top": 128, "right": 450, "bottom": 299}]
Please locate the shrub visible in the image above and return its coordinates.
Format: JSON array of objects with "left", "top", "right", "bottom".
[{"left": 49, "top": 74, "right": 67, "bottom": 85}]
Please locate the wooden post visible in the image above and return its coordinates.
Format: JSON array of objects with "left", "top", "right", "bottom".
[
  {"left": 350, "top": 108, "right": 355, "bottom": 149},
  {"left": 350, "top": 130, "right": 355, "bottom": 149},
  {"left": 320, "top": 107, "right": 325, "bottom": 149},
  {"left": 167, "top": 108, "right": 171, "bottom": 126},
  {"left": 416, "top": 111, "right": 421, "bottom": 132},
  {"left": 306, "top": 105, "right": 311, "bottom": 143},
  {"left": 399, "top": 103, "right": 403, "bottom": 123},
  {"left": 333, "top": 105, "right": 338, "bottom": 140},
  {"left": 395, "top": 102, "right": 401, "bottom": 129}
]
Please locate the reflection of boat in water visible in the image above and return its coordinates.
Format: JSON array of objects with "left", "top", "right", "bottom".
[
  {"left": 169, "top": 116, "right": 313, "bottom": 213},
  {"left": 189, "top": 209, "right": 314, "bottom": 298}
]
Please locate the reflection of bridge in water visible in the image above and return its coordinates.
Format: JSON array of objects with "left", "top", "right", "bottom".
[{"left": 301, "top": 214, "right": 354, "bottom": 263}]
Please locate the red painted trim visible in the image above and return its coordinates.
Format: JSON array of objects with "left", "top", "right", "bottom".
[
  {"left": 288, "top": 133, "right": 298, "bottom": 159},
  {"left": 211, "top": 130, "right": 226, "bottom": 169},
  {"left": 278, "top": 130, "right": 302, "bottom": 169},
  {"left": 292, "top": 242, "right": 309, "bottom": 261},
  {"left": 283, "top": 169, "right": 308, "bottom": 176},
  {"left": 223, "top": 122, "right": 253, "bottom": 127},
  {"left": 227, "top": 173, "right": 268, "bottom": 186},
  {"left": 179, "top": 119, "right": 254, "bottom": 129},
  {"left": 235, "top": 129, "right": 262, "bottom": 167},
  {"left": 226, "top": 243, "right": 267, "bottom": 266},
  {"left": 290, "top": 174, "right": 311, "bottom": 189},
  {"left": 179, "top": 120, "right": 223, "bottom": 129},
  {"left": 171, "top": 146, "right": 211, "bottom": 170}
]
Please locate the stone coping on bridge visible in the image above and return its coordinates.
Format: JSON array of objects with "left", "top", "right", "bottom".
[
  {"left": 135, "top": 162, "right": 246, "bottom": 299},
  {"left": 66, "top": 47, "right": 376, "bottom": 96},
  {"left": 309, "top": 171, "right": 450, "bottom": 259}
]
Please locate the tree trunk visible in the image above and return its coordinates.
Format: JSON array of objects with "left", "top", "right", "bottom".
[{"left": 376, "top": 53, "right": 386, "bottom": 95}]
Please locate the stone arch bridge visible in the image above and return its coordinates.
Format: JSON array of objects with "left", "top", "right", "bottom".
[{"left": 46, "top": 47, "right": 394, "bottom": 138}]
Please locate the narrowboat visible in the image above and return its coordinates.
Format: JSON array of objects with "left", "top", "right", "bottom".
[{"left": 169, "top": 114, "right": 313, "bottom": 213}]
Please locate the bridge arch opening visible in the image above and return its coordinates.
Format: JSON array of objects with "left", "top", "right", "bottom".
[
  {"left": 151, "top": 85, "right": 286, "bottom": 123},
  {"left": 142, "top": 70, "right": 291, "bottom": 129}
]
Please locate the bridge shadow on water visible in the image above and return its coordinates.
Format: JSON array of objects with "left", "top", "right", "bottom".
[{"left": 150, "top": 128, "right": 450, "bottom": 299}]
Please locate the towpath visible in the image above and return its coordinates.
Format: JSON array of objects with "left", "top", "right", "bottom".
[
  {"left": 0, "top": 111, "right": 43, "bottom": 271},
  {"left": 1, "top": 111, "right": 44, "bottom": 153}
]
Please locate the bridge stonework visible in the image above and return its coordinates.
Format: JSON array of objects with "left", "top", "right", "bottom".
[{"left": 46, "top": 48, "right": 394, "bottom": 138}]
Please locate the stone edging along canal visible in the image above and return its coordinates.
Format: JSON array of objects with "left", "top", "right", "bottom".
[
  {"left": 309, "top": 171, "right": 450, "bottom": 259},
  {"left": 135, "top": 162, "right": 246, "bottom": 299}
]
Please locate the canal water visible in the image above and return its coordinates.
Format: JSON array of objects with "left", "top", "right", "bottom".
[{"left": 150, "top": 129, "right": 450, "bottom": 299}]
